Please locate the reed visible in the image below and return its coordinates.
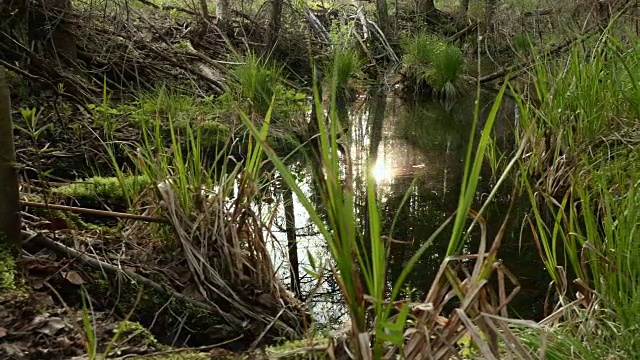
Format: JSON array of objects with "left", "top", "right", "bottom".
[{"left": 99, "top": 88, "right": 306, "bottom": 340}]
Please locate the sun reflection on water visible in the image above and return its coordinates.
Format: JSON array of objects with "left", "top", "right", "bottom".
[{"left": 371, "top": 157, "right": 394, "bottom": 183}]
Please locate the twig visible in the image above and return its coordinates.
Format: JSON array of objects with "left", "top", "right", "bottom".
[{"left": 448, "top": 22, "right": 477, "bottom": 42}]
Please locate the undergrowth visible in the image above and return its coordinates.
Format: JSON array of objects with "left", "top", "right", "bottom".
[{"left": 515, "top": 30, "right": 640, "bottom": 358}]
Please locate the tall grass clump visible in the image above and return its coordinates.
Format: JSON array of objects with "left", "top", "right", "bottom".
[
  {"left": 323, "top": 45, "right": 362, "bottom": 95},
  {"left": 231, "top": 52, "right": 284, "bottom": 116},
  {"left": 222, "top": 52, "right": 307, "bottom": 135},
  {"left": 512, "top": 33, "right": 535, "bottom": 54},
  {"left": 515, "top": 32, "right": 640, "bottom": 357},
  {"left": 401, "top": 32, "right": 465, "bottom": 100},
  {"left": 100, "top": 95, "right": 307, "bottom": 339}
]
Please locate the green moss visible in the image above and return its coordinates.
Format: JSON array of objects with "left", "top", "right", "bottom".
[
  {"left": 194, "top": 121, "right": 230, "bottom": 148},
  {"left": 52, "top": 175, "right": 151, "bottom": 209},
  {"left": 265, "top": 337, "right": 329, "bottom": 359},
  {"left": 0, "top": 244, "right": 17, "bottom": 289},
  {"left": 114, "top": 320, "right": 164, "bottom": 349}
]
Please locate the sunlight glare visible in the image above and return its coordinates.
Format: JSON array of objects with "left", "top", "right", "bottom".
[{"left": 372, "top": 158, "right": 394, "bottom": 183}]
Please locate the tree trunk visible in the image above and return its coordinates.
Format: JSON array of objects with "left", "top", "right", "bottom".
[
  {"left": 217, "top": 0, "right": 230, "bottom": 26},
  {"left": 266, "top": 0, "right": 284, "bottom": 51},
  {"left": 282, "top": 183, "right": 301, "bottom": 299},
  {"left": 458, "top": 0, "right": 470, "bottom": 17},
  {"left": 0, "top": 67, "right": 22, "bottom": 259},
  {"left": 376, "top": 0, "right": 390, "bottom": 37},
  {"left": 415, "top": 0, "right": 436, "bottom": 22},
  {"left": 199, "top": 0, "right": 210, "bottom": 30}
]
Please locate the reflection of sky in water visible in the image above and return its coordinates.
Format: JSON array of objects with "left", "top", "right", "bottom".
[
  {"left": 266, "top": 173, "right": 348, "bottom": 326},
  {"left": 265, "top": 91, "right": 548, "bottom": 329}
]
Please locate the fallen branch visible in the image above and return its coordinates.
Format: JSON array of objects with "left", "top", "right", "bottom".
[
  {"left": 20, "top": 200, "right": 168, "bottom": 224},
  {"left": 448, "top": 22, "right": 477, "bottom": 42},
  {"left": 480, "top": 0, "right": 636, "bottom": 84},
  {"left": 479, "top": 29, "right": 593, "bottom": 83}
]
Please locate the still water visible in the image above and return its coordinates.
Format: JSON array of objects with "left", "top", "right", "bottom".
[{"left": 267, "top": 89, "right": 549, "bottom": 327}]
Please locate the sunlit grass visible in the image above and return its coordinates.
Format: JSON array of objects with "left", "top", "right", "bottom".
[{"left": 323, "top": 45, "right": 362, "bottom": 94}]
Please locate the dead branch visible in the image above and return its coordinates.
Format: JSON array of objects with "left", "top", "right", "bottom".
[
  {"left": 20, "top": 200, "right": 168, "bottom": 224},
  {"left": 480, "top": 0, "right": 637, "bottom": 83},
  {"left": 479, "top": 28, "right": 594, "bottom": 83}
]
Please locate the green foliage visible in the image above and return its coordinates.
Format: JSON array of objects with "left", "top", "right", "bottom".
[
  {"left": 323, "top": 20, "right": 362, "bottom": 93},
  {"left": 427, "top": 44, "right": 465, "bottom": 97},
  {"left": 232, "top": 52, "right": 282, "bottom": 115},
  {"left": 401, "top": 32, "right": 465, "bottom": 99},
  {"left": 135, "top": 85, "right": 215, "bottom": 126},
  {"left": 0, "top": 245, "right": 17, "bottom": 289},
  {"left": 513, "top": 33, "right": 535, "bottom": 53},
  {"left": 225, "top": 53, "right": 307, "bottom": 131},
  {"left": 89, "top": 85, "right": 231, "bottom": 149},
  {"left": 401, "top": 32, "right": 436, "bottom": 70}
]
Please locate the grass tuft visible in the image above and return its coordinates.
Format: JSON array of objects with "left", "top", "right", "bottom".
[{"left": 401, "top": 32, "right": 466, "bottom": 99}]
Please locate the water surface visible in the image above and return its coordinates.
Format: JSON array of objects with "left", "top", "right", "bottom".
[{"left": 268, "top": 89, "right": 549, "bottom": 327}]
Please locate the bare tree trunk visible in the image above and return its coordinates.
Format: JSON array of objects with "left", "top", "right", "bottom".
[
  {"left": 199, "top": 0, "right": 210, "bottom": 30},
  {"left": 376, "top": 0, "right": 390, "bottom": 37},
  {"left": 415, "top": 0, "right": 436, "bottom": 22},
  {"left": 458, "top": 0, "right": 470, "bottom": 17},
  {"left": 282, "top": 182, "right": 301, "bottom": 299},
  {"left": 0, "top": 67, "right": 22, "bottom": 259},
  {"left": 266, "top": 0, "right": 284, "bottom": 51},
  {"left": 217, "top": 0, "right": 230, "bottom": 26}
]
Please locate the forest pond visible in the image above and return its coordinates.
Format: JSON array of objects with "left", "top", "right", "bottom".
[{"left": 267, "top": 89, "right": 550, "bottom": 327}]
